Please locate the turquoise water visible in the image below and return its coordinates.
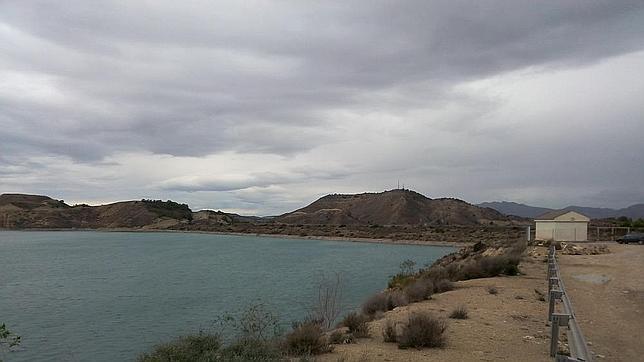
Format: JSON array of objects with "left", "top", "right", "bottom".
[{"left": 0, "top": 231, "right": 454, "bottom": 361}]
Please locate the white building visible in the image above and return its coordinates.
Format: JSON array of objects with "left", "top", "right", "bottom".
[{"left": 535, "top": 210, "right": 590, "bottom": 241}]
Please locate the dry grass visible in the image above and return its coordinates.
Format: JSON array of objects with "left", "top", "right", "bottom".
[{"left": 448, "top": 305, "right": 469, "bottom": 319}]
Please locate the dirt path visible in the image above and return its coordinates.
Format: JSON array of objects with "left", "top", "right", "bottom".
[
  {"left": 318, "top": 249, "right": 552, "bottom": 362},
  {"left": 558, "top": 243, "right": 644, "bottom": 361}
]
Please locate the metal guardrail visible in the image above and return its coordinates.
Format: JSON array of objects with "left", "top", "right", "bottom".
[{"left": 547, "top": 245, "right": 592, "bottom": 362}]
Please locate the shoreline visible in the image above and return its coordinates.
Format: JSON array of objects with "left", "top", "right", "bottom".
[{"left": 0, "top": 227, "right": 469, "bottom": 247}]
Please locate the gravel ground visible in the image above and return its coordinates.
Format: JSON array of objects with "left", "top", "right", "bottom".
[{"left": 558, "top": 243, "right": 644, "bottom": 361}]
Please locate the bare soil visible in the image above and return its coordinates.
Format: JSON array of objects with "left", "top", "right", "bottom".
[
  {"left": 317, "top": 249, "right": 552, "bottom": 361},
  {"left": 557, "top": 243, "right": 644, "bottom": 361}
]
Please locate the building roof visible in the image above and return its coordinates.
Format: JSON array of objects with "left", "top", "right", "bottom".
[{"left": 535, "top": 210, "right": 590, "bottom": 221}]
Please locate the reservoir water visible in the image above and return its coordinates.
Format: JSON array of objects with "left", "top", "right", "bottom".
[{"left": 0, "top": 231, "right": 454, "bottom": 361}]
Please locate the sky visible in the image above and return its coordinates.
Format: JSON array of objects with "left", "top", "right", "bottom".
[{"left": 1, "top": 1, "right": 644, "bottom": 215}]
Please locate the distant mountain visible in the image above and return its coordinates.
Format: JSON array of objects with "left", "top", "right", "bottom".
[
  {"left": 477, "top": 201, "right": 552, "bottom": 218},
  {"left": 478, "top": 200, "right": 644, "bottom": 219},
  {"left": 277, "top": 189, "right": 510, "bottom": 225}
]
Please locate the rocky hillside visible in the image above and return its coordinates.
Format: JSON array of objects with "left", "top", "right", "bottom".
[
  {"left": 276, "top": 189, "right": 509, "bottom": 225},
  {"left": 0, "top": 194, "right": 192, "bottom": 229}
]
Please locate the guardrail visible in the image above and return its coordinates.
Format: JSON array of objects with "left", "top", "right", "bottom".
[{"left": 547, "top": 245, "right": 592, "bottom": 361}]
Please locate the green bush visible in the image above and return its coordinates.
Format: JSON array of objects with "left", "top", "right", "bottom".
[
  {"left": 398, "top": 313, "right": 447, "bottom": 349},
  {"left": 388, "top": 273, "right": 415, "bottom": 289},
  {"left": 137, "top": 333, "right": 221, "bottom": 362},
  {"left": 221, "top": 338, "right": 282, "bottom": 361},
  {"left": 141, "top": 199, "right": 193, "bottom": 220}
]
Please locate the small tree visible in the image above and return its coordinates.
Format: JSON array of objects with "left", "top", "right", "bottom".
[
  {"left": 214, "top": 302, "right": 282, "bottom": 343},
  {"left": 313, "top": 273, "right": 343, "bottom": 330},
  {"left": 400, "top": 259, "right": 416, "bottom": 276}
]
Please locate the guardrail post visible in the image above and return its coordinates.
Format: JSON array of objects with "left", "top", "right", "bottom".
[
  {"left": 547, "top": 262, "right": 556, "bottom": 280},
  {"left": 548, "top": 289, "right": 563, "bottom": 321},
  {"left": 550, "top": 313, "right": 570, "bottom": 357},
  {"left": 549, "top": 277, "right": 559, "bottom": 293}
]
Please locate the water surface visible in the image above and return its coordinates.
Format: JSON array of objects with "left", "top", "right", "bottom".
[{"left": 0, "top": 231, "right": 454, "bottom": 361}]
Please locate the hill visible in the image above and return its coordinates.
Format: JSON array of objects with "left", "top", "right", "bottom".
[
  {"left": 477, "top": 201, "right": 552, "bottom": 218},
  {"left": 276, "top": 189, "right": 509, "bottom": 225},
  {"left": 0, "top": 194, "right": 192, "bottom": 229},
  {"left": 478, "top": 201, "right": 644, "bottom": 219}
]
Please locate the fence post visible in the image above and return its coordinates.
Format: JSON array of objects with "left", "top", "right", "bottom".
[
  {"left": 549, "top": 289, "right": 563, "bottom": 321},
  {"left": 550, "top": 313, "right": 570, "bottom": 357}
]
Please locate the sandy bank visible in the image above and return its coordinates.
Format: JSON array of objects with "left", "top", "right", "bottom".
[
  {"left": 319, "top": 247, "right": 551, "bottom": 362},
  {"left": 0, "top": 227, "right": 469, "bottom": 247}
]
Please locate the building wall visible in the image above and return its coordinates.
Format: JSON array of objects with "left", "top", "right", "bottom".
[{"left": 535, "top": 221, "right": 588, "bottom": 241}]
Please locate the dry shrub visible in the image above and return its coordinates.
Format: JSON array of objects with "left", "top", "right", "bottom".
[
  {"left": 285, "top": 321, "right": 331, "bottom": 356},
  {"left": 486, "top": 286, "right": 498, "bottom": 295},
  {"left": 457, "top": 254, "right": 521, "bottom": 280},
  {"left": 433, "top": 279, "right": 454, "bottom": 293},
  {"left": 341, "top": 312, "right": 369, "bottom": 338},
  {"left": 362, "top": 293, "right": 388, "bottom": 316},
  {"left": 386, "top": 290, "right": 409, "bottom": 310},
  {"left": 448, "top": 305, "right": 468, "bottom": 319},
  {"left": 403, "top": 278, "right": 434, "bottom": 303},
  {"left": 398, "top": 313, "right": 447, "bottom": 349},
  {"left": 362, "top": 291, "right": 409, "bottom": 316},
  {"left": 329, "top": 330, "right": 348, "bottom": 345}
]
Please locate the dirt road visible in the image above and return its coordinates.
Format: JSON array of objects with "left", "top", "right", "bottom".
[{"left": 558, "top": 243, "right": 644, "bottom": 361}]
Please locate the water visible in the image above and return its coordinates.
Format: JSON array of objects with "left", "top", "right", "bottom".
[{"left": 0, "top": 231, "right": 454, "bottom": 361}]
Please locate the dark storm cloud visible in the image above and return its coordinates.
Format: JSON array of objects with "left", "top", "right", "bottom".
[
  {"left": 2, "top": 1, "right": 644, "bottom": 161},
  {"left": 1, "top": 1, "right": 644, "bottom": 212}
]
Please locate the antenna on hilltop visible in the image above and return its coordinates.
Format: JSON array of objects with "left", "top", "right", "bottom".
[{"left": 397, "top": 180, "right": 400, "bottom": 189}]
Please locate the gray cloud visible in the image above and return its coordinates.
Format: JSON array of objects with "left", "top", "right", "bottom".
[{"left": 1, "top": 1, "right": 644, "bottom": 213}]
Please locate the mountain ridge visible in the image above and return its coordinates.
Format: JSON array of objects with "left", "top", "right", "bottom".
[{"left": 478, "top": 201, "right": 644, "bottom": 219}]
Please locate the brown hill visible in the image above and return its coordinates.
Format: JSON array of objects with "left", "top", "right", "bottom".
[
  {"left": 0, "top": 194, "right": 192, "bottom": 229},
  {"left": 276, "top": 189, "right": 509, "bottom": 225}
]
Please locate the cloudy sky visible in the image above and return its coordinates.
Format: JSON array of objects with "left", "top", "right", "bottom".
[{"left": 1, "top": 1, "right": 643, "bottom": 215}]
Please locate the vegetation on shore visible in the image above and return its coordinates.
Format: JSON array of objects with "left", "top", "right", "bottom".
[
  {"left": 138, "top": 303, "right": 329, "bottom": 361},
  {"left": 140, "top": 199, "right": 193, "bottom": 221},
  {"left": 0, "top": 323, "right": 20, "bottom": 362},
  {"left": 138, "top": 240, "right": 527, "bottom": 359}
]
